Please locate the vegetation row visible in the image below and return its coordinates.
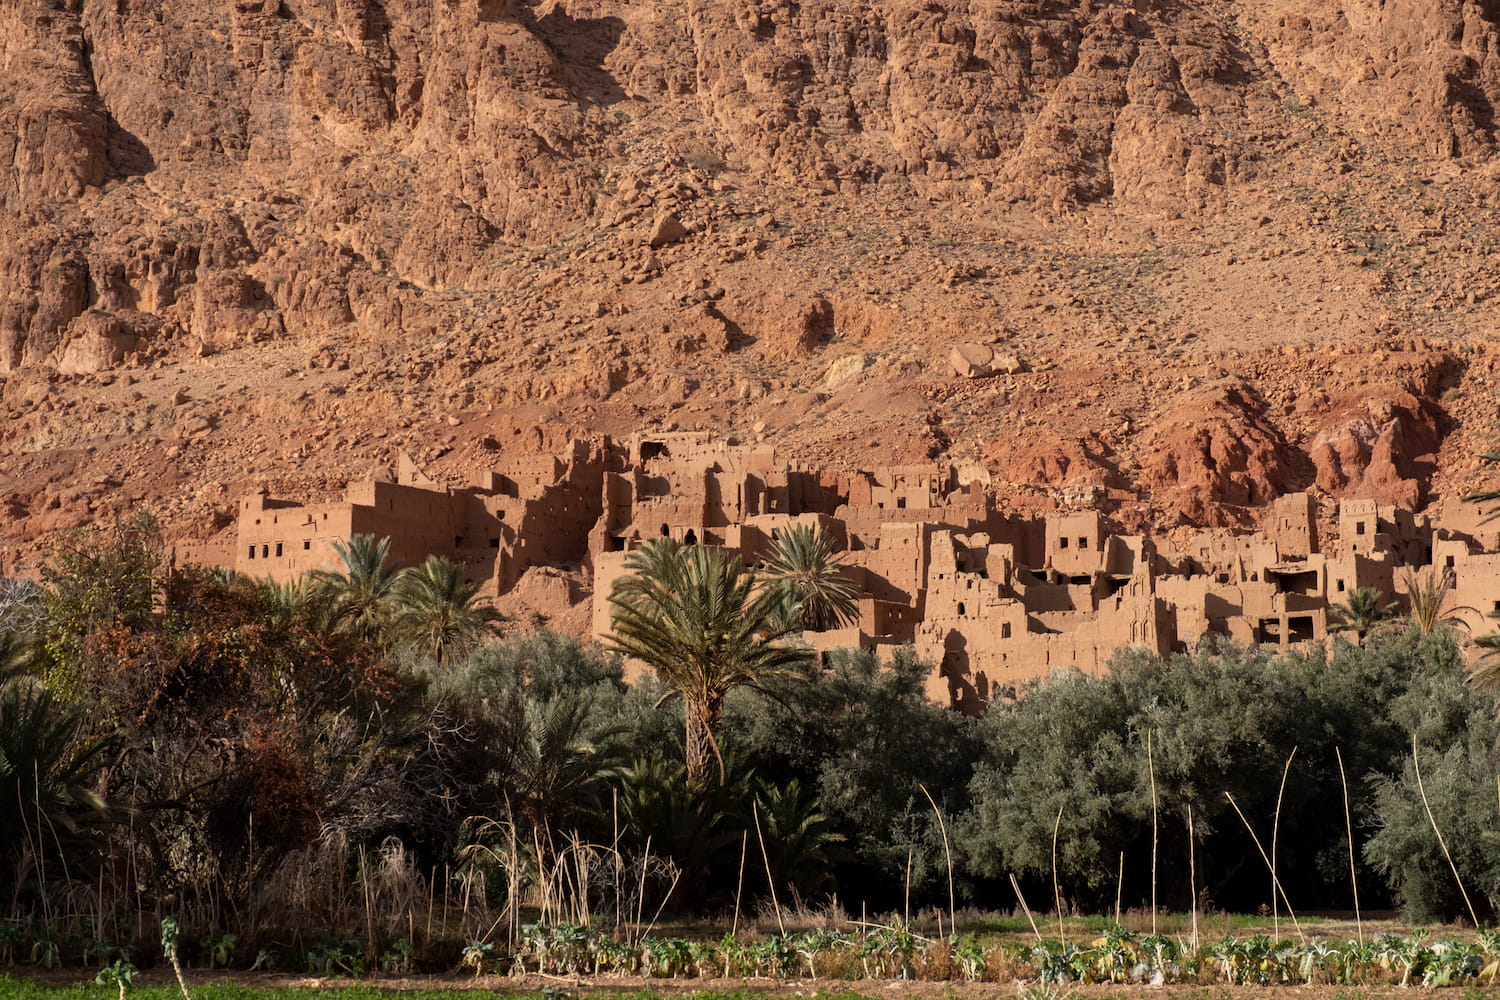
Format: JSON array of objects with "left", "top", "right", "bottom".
[{"left": 4, "top": 513, "right": 1500, "bottom": 982}]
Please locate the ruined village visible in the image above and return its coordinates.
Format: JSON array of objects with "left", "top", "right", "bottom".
[{"left": 178, "top": 430, "right": 1500, "bottom": 712}]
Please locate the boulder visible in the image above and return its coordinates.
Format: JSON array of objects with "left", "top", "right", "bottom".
[
  {"left": 823, "top": 354, "right": 869, "bottom": 390},
  {"left": 950, "top": 343, "right": 1025, "bottom": 377},
  {"left": 54, "top": 311, "right": 146, "bottom": 375},
  {"left": 757, "top": 294, "right": 834, "bottom": 361},
  {"left": 648, "top": 212, "right": 688, "bottom": 248},
  {"left": 949, "top": 342, "right": 995, "bottom": 377}
]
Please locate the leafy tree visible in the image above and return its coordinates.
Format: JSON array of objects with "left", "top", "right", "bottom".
[
  {"left": 67, "top": 563, "right": 433, "bottom": 911},
  {"left": 1365, "top": 654, "right": 1500, "bottom": 923},
  {"left": 1330, "top": 586, "right": 1398, "bottom": 643},
  {"left": 307, "top": 534, "right": 401, "bottom": 647},
  {"left": 960, "top": 633, "right": 1454, "bottom": 914},
  {"left": 723, "top": 646, "right": 976, "bottom": 905},
  {"left": 503, "top": 691, "right": 626, "bottom": 834},
  {"left": 432, "top": 631, "right": 637, "bottom": 827},
  {"left": 760, "top": 524, "right": 859, "bottom": 632},
  {"left": 389, "top": 555, "right": 506, "bottom": 664},
  {"left": 40, "top": 509, "right": 163, "bottom": 696},
  {"left": 607, "top": 538, "right": 811, "bottom": 791}
]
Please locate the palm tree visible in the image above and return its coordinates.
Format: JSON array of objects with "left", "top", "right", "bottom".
[
  {"left": 504, "top": 690, "right": 624, "bottom": 834},
  {"left": 0, "top": 630, "right": 40, "bottom": 686},
  {"left": 760, "top": 524, "right": 859, "bottom": 633},
  {"left": 1404, "top": 566, "right": 1455, "bottom": 634},
  {"left": 1470, "top": 631, "right": 1500, "bottom": 693},
  {"left": 1330, "top": 586, "right": 1398, "bottom": 643},
  {"left": 751, "top": 776, "right": 846, "bottom": 898},
  {"left": 607, "top": 538, "right": 811, "bottom": 791},
  {"left": 388, "top": 555, "right": 506, "bottom": 663},
  {"left": 0, "top": 685, "right": 118, "bottom": 896},
  {"left": 307, "top": 534, "right": 402, "bottom": 646}
]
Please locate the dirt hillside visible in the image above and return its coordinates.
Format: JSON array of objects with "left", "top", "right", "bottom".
[{"left": 6, "top": 0, "right": 1500, "bottom": 576}]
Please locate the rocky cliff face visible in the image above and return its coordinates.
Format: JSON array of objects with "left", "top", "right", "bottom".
[{"left": 6, "top": 0, "right": 1500, "bottom": 566}]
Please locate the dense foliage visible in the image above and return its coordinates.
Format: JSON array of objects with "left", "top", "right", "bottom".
[{"left": 2, "top": 515, "right": 1499, "bottom": 976}]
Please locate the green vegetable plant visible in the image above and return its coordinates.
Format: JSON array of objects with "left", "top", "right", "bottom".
[{"left": 94, "top": 958, "right": 136, "bottom": 1000}]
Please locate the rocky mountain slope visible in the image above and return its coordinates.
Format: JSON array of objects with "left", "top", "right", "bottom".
[{"left": 6, "top": 0, "right": 1500, "bottom": 576}]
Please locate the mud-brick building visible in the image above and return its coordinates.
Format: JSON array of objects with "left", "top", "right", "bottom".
[
  {"left": 237, "top": 476, "right": 465, "bottom": 585},
  {"left": 209, "top": 432, "right": 1500, "bottom": 712},
  {"left": 233, "top": 443, "right": 607, "bottom": 595}
]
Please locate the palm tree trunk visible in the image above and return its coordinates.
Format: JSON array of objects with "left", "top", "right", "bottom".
[{"left": 684, "top": 694, "right": 725, "bottom": 794}]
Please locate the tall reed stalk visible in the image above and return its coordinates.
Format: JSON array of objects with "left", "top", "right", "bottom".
[
  {"left": 1224, "top": 791, "right": 1305, "bottom": 942},
  {"left": 1272, "top": 747, "right": 1297, "bottom": 940},
  {"left": 1412, "top": 732, "right": 1480, "bottom": 926},
  {"left": 1336, "top": 746, "right": 1362, "bottom": 944}
]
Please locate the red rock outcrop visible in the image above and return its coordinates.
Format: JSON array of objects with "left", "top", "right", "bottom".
[
  {"left": 1308, "top": 386, "right": 1446, "bottom": 509},
  {"left": 1137, "top": 384, "right": 1301, "bottom": 525}
]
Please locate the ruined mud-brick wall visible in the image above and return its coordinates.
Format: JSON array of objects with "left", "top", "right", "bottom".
[{"left": 204, "top": 433, "right": 1500, "bottom": 709}]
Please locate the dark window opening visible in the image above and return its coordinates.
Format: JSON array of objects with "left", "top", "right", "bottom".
[
  {"left": 261, "top": 545, "right": 269, "bottom": 558},
  {"left": 1070, "top": 575, "right": 1090, "bottom": 586},
  {"left": 683, "top": 529, "right": 698, "bottom": 546},
  {"left": 1001, "top": 623, "right": 1012, "bottom": 639},
  {"left": 1287, "top": 615, "right": 1315, "bottom": 643},
  {"left": 660, "top": 523, "right": 670, "bottom": 537},
  {"left": 490, "top": 538, "right": 502, "bottom": 549},
  {"left": 275, "top": 543, "right": 283, "bottom": 557},
  {"left": 1356, "top": 521, "right": 1367, "bottom": 536},
  {"left": 957, "top": 602, "right": 966, "bottom": 616},
  {"left": 1447, "top": 555, "right": 1456, "bottom": 568},
  {"left": 455, "top": 536, "right": 464, "bottom": 547},
  {"left": 303, "top": 540, "right": 311, "bottom": 551},
  {"left": 896, "top": 497, "right": 906, "bottom": 509},
  {"left": 248, "top": 545, "right": 255, "bottom": 559},
  {"left": 1078, "top": 537, "right": 1088, "bottom": 550},
  {"left": 1060, "top": 537, "right": 1069, "bottom": 549},
  {"left": 1337, "top": 579, "right": 1345, "bottom": 592},
  {"left": 640, "top": 441, "right": 668, "bottom": 461}
]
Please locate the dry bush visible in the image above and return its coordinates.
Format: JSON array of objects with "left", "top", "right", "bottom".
[{"left": 914, "top": 937, "right": 958, "bottom": 980}]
